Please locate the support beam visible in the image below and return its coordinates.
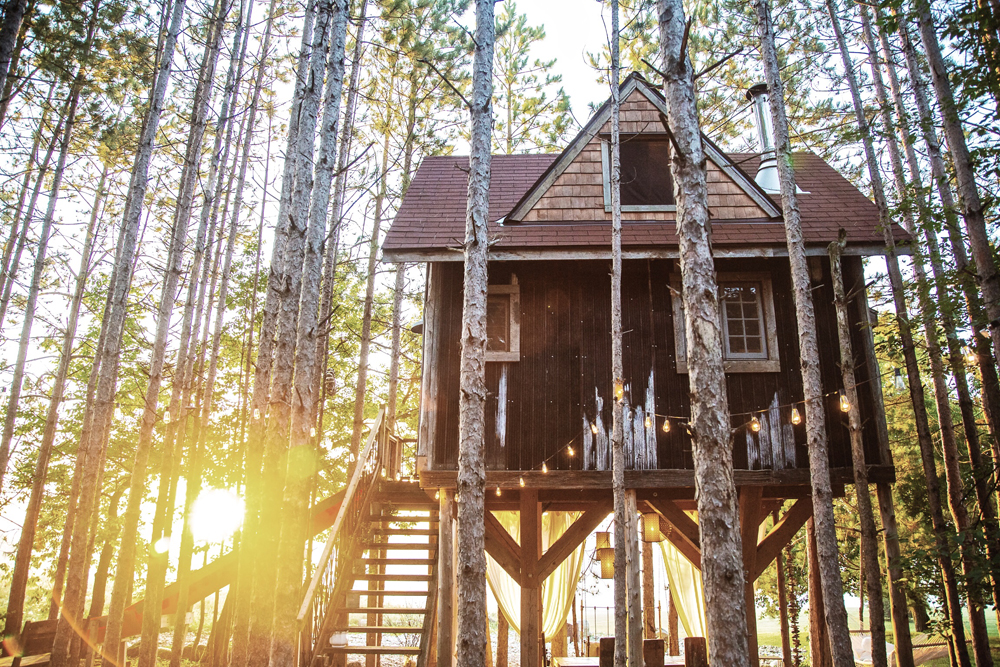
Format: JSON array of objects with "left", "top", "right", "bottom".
[
  {"left": 520, "top": 489, "right": 541, "bottom": 667},
  {"left": 754, "top": 497, "right": 813, "bottom": 579},
  {"left": 642, "top": 542, "right": 655, "bottom": 639},
  {"left": 739, "top": 486, "right": 763, "bottom": 667},
  {"left": 645, "top": 498, "right": 701, "bottom": 569},
  {"left": 538, "top": 499, "right": 612, "bottom": 581},
  {"left": 436, "top": 491, "right": 455, "bottom": 667},
  {"left": 484, "top": 511, "right": 521, "bottom": 585}
]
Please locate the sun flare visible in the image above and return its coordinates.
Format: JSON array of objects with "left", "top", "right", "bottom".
[{"left": 190, "top": 488, "right": 245, "bottom": 544}]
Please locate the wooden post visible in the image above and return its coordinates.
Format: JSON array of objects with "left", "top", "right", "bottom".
[
  {"left": 496, "top": 612, "right": 509, "bottom": 667},
  {"left": 739, "top": 486, "right": 763, "bottom": 667},
  {"left": 436, "top": 491, "right": 455, "bottom": 667},
  {"left": 571, "top": 595, "right": 580, "bottom": 657},
  {"left": 642, "top": 541, "right": 655, "bottom": 638},
  {"left": 683, "top": 638, "right": 707, "bottom": 667},
  {"left": 521, "top": 488, "right": 541, "bottom": 667},
  {"left": 642, "top": 639, "right": 664, "bottom": 667},
  {"left": 807, "top": 519, "right": 832, "bottom": 667},
  {"left": 599, "top": 637, "right": 615, "bottom": 667},
  {"left": 774, "top": 511, "right": 793, "bottom": 667},
  {"left": 667, "top": 592, "right": 679, "bottom": 656}
]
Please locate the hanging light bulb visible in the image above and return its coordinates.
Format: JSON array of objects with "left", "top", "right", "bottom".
[
  {"left": 567, "top": 445, "right": 575, "bottom": 457},
  {"left": 434, "top": 490, "right": 440, "bottom": 500},
  {"left": 519, "top": 477, "right": 526, "bottom": 487},
  {"left": 791, "top": 407, "right": 801, "bottom": 426},
  {"left": 964, "top": 346, "right": 978, "bottom": 366},
  {"left": 591, "top": 422, "right": 599, "bottom": 435},
  {"left": 253, "top": 408, "right": 261, "bottom": 421},
  {"left": 310, "top": 427, "right": 317, "bottom": 438},
  {"left": 894, "top": 368, "right": 905, "bottom": 392},
  {"left": 614, "top": 381, "right": 624, "bottom": 401},
  {"left": 496, "top": 486, "right": 502, "bottom": 497},
  {"left": 541, "top": 462, "right": 548, "bottom": 474},
  {"left": 595, "top": 531, "right": 612, "bottom": 549},
  {"left": 163, "top": 410, "right": 171, "bottom": 425},
  {"left": 644, "top": 415, "right": 652, "bottom": 429},
  {"left": 839, "top": 393, "right": 851, "bottom": 413},
  {"left": 750, "top": 415, "right": 761, "bottom": 433},
  {"left": 662, "top": 419, "right": 670, "bottom": 433}
]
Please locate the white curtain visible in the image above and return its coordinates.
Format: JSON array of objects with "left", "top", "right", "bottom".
[
  {"left": 485, "top": 511, "right": 585, "bottom": 639},
  {"left": 658, "top": 531, "right": 707, "bottom": 639}
]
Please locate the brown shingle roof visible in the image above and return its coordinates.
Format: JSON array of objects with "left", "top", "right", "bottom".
[{"left": 383, "top": 151, "right": 907, "bottom": 258}]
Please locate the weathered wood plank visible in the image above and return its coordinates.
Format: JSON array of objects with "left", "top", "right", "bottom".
[
  {"left": 484, "top": 511, "right": 522, "bottom": 585},
  {"left": 753, "top": 497, "right": 813, "bottom": 580},
  {"left": 537, "top": 499, "right": 612, "bottom": 581}
]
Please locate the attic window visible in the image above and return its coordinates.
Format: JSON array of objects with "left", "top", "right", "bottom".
[
  {"left": 670, "top": 273, "right": 780, "bottom": 373},
  {"left": 601, "top": 136, "right": 677, "bottom": 212},
  {"left": 486, "top": 283, "right": 520, "bottom": 362}
]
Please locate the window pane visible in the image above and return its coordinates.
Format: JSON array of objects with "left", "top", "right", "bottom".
[
  {"left": 487, "top": 295, "right": 509, "bottom": 352},
  {"left": 720, "top": 281, "right": 767, "bottom": 359},
  {"left": 620, "top": 139, "right": 675, "bottom": 206}
]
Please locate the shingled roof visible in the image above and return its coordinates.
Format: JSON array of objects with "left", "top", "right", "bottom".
[{"left": 383, "top": 74, "right": 907, "bottom": 262}]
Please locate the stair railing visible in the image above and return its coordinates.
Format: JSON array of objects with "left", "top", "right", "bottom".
[{"left": 298, "top": 406, "right": 389, "bottom": 665}]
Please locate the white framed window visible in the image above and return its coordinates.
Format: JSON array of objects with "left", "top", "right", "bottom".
[
  {"left": 600, "top": 136, "right": 677, "bottom": 213},
  {"left": 486, "top": 283, "right": 520, "bottom": 362},
  {"left": 670, "top": 272, "right": 780, "bottom": 373}
]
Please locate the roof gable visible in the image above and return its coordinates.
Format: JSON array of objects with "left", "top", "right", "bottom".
[{"left": 506, "top": 74, "right": 781, "bottom": 223}]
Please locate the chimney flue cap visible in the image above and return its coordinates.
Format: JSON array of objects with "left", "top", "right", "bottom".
[{"left": 746, "top": 83, "right": 769, "bottom": 102}]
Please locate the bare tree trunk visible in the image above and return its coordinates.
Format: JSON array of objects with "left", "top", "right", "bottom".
[
  {"left": 271, "top": 4, "right": 347, "bottom": 666},
  {"left": 625, "top": 492, "right": 642, "bottom": 667},
  {"left": 912, "top": 0, "right": 1000, "bottom": 374},
  {"left": 2, "top": 166, "right": 105, "bottom": 640},
  {"left": 657, "top": 1, "right": 748, "bottom": 664},
  {"left": 455, "top": 3, "right": 493, "bottom": 667},
  {"left": 825, "top": 3, "right": 986, "bottom": 664},
  {"left": 753, "top": 2, "right": 853, "bottom": 664},
  {"left": 828, "top": 234, "right": 887, "bottom": 667},
  {"left": 0, "top": 0, "right": 28, "bottom": 125}
]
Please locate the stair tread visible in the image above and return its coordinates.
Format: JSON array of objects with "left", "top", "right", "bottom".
[
  {"left": 333, "top": 626, "right": 423, "bottom": 633},
  {"left": 371, "top": 528, "right": 437, "bottom": 535},
  {"left": 362, "top": 542, "right": 435, "bottom": 550},
  {"left": 363, "top": 558, "right": 435, "bottom": 566},
  {"left": 342, "top": 607, "right": 427, "bottom": 614},
  {"left": 354, "top": 574, "right": 432, "bottom": 581},
  {"left": 350, "top": 590, "right": 429, "bottom": 596},
  {"left": 325, "top": 646, "right": 421, "bottom": 655}
]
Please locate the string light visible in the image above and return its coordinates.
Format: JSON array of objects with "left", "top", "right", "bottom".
[
  {"left": 567, "top": 446, "right": 575, "bottom": 456},
  {"left": 614, "top": 381, "right": 624, "bottom": 401},
  {"left": 791, "top": 407, "right": 801, "bottom": 425},
  {"left": 591, "top": 422, "right": 599, "bottom": 435},
  {"left": 645, "top": 415, "right": 652, "bottom": 428},
  {"left": 519, "top": 477, "right": 525, "bottom": 487},
  {"left": 434, "top": 490, "right": 440, "bottom": 500},
  {"left": 964, "top": 346, "right": 978, "bottom": 366},
  {"left": 496, "top": 486, "right": 502, "bottom": 496},
  {"left": 839, "top": 394, "right": 851, "bottom": 413},
  {"left": 541, "top": 462, "right": 548, "bottom": 474},
  {"left": 163, "top": 410, "right": 171, "bottom": 425},
  {"left": 750, "top": 415, "right": 761, "bottom": 433},
  {"left": 662, "top": 419, "right": 670, "bottom": 433}
]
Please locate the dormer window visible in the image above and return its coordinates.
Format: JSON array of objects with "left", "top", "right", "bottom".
[
  {"left": 670, "top": 272, "right": 780, "bottom": 373},
  {"left": 601, "top": 135, "right": 676, "bottom": 212}
]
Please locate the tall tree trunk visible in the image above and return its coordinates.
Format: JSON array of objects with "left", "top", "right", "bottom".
[
  {"left": 657, "top": 1, "right": 749, "bottom": 664},
  {"left": 828, "top": 234, "right": 887, "bottom": 667},
  {"left": 753, "top": 1, "right": 853, "bottom": 664},
  {"left": 608, "top": 5, "right": 629, "bottom": 667},
  {"left": 271, "top": 4, "right": 347, "bottom": 666},
  {"left": 912, "top": 0, "right": 1000, "bottom": 374},
  {"left": 455, "top": 3, "right": 493, "bottom": 667},
  {"left": 827, "top": 3, "right": 989, "bottom": 664},
  {"left": 2, "top": 166, "right": 105, "bottom": 640},
  {"left": 0, "top": 0, "right": 28, "bottom": 125}
]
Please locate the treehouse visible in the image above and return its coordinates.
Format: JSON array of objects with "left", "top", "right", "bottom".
[{"left": 301, "top": 74, "right": 904, "bottom": 667}]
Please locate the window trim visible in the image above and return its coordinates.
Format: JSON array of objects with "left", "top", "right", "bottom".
[
  {"left": 670, "top": 272, "right": 780, "bottom": 374},
  {"left": 600, "top": 137, "right": 678, "bottom": 213},
  {"left": 486, "top": 283, "right": 520, "bottom": 362}
]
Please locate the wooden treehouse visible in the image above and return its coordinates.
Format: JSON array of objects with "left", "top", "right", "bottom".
[{"left": 299, "top": 74, "right": 903, "bottom": 667}]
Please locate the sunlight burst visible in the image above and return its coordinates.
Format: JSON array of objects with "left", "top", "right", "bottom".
[{"left": 190, "top": 488, "right": 245, "bottom": 544}]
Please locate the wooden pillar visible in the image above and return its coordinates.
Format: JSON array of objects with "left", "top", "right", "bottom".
[
  {"left": 667, "top": 592, "right": 679, "bottom": 656},
  {"left": 773, "top": 512, "right": 792, "bottom": 667},
  {"left": 642, "top": 639, "right": 664, "bottom": 667},
  {"left": 436, "top": 491, "right": 455, "bottom": 667},
  {"left": 683, "top": 638, "right": 707, "bottom": 667},
  {"left": 642, "top": 541, "right": 656, "bottom": 638},
  {"left": 520, "top": 488, "right": 541, "bottom": 667},
  {"left": 496, "top": 612, "right": 509, "bottom": 667},
  {"left": 739, "top": 486, "right": 762, "bottom": 667},
  {"left": 807, "top": 519, "right": 832, "bottom": 667}
]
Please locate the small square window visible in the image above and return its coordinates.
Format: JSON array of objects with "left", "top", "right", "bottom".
[
  {"left": 671, "top": 273, "right": 780, "bottom": 373},
  {"left": 601, "top": 136, "right": 677, "bottom": 213},
  {"left": 486, "top": 283, "right": 520, "bottom": 362}
]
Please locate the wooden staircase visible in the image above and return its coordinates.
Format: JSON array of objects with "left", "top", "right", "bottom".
[{"left": 323, "top": 493, "right": 439, "bottom": 664}]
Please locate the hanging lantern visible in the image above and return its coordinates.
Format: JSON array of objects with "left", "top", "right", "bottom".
[
  {"left": 642, "top": 512, "right": 664, "bottom": 543},
  {"left": 791, "top": 407, "right": 801, "bottom": 425},
  {"left": 163, "top": 410, "right": 171, "bottom": 425},
  {"left": 662, "top": 418, "right": 670, "bottom": 433},
  {"left": 597, "top": 547, "right": 615, "bottom": 579},
  {"left": 595, "top": 531, "right": 611, "bottom": 550},
  {"left": 964, "top": 346, "right": 978, "bottom": 366},
  {"left": 750, "top": 415, "right": 761, "bottom": 432},
  {"left": 253, "top": 408, "right": 261, "bottom": 421},
  {"left": 839, "top": 393, "right": 851, "bottom": 413},
  {"left": 894, "top": 368, "right": 905, "bottom": 392}
]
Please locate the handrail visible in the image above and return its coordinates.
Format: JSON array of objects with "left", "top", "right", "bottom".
[{"left": 297, "top": 406, "right": 385, "bottom": 622}]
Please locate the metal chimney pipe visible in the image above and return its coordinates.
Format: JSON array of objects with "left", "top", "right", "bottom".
[{"left": 746, "top": 83, "right": 781, "bottom": 194}]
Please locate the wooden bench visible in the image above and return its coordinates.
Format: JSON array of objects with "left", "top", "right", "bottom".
[{"left": 3, "top": 620, "right": 57, "bottom": 667}]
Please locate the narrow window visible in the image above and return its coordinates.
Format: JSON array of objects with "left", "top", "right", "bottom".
[{"left": 486, "top": 283, "right": 520, "bottom": 362}]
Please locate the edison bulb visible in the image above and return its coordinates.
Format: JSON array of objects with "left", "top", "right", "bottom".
[
  {"left": 750, "top": 416, "right": 761, "bottom": 433},
  {"left": 662, "top": 419, "right": 670, "bottom": 433},
  {"left": 567, "top": 446, "right": 575, "bottom": 456},
  {"left": 541, "top": 462, "right": 548, "bottom": 473},
  {"left": 791, "top": 407, "right": 801, "bottom": 425},
  {"left": 519, "top": 477, "right": 525, "bottom": 487},
  {"left": 591, "top": 422, "right": 599, "bottom": 435},
  {"left": 839, "top": 394, "right": 851, "bottom": 412},
  {"left": 496, "top": 486, "right": 502, "bottom": 496}
]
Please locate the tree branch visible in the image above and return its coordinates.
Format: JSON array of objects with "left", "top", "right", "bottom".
[
  {"left": 418, "top": 58, "right": 472, "bottom": 109},
  {"left": 694, "top": 48, "right": 744, "bottom": 81}
]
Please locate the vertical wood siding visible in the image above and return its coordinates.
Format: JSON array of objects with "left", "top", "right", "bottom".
[{"left": 430, "top": 256, "right": 885, "bottom": 473}]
